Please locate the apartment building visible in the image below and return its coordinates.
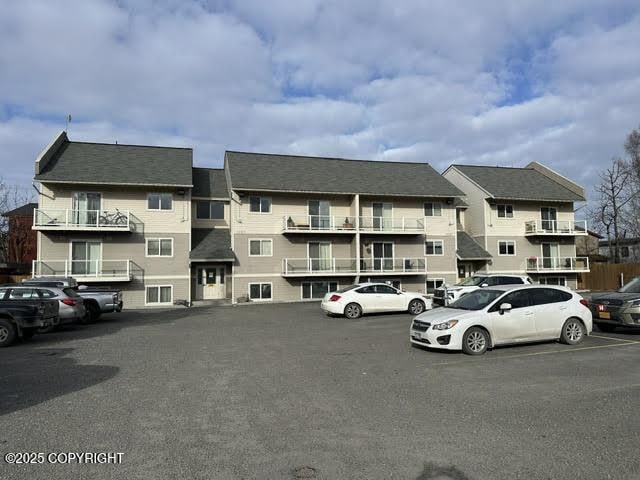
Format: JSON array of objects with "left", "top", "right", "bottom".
[{"left": 443, "top": 162, "right": 589, "bottom": 288}]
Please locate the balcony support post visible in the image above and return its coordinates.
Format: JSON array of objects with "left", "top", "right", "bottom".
[{"left": 355, "top": 194, "right": 360, "bottom": 282}]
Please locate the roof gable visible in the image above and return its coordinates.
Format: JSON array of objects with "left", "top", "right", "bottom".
[
  {"left": 192, "top": 168, "right": 228, "bottom": 198},
  {"left": 225, "top": 151, "right": 464, "bottom": 197}
]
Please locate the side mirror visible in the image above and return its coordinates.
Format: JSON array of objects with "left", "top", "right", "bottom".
[
  {"left": 499, "top": 302, "right": 512, "bottom": 314},
  {"left": 481, "top": 283, "right": 489, "bottom": 288}
]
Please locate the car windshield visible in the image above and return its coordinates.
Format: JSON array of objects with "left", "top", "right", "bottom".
[
  {"left": 448, "top": 289, "right": 504, "bottom": 310},
  {"left": 336, "top": 285, "right": 359, "bottom": 293},
  {"left": 456, "top": 276, "right": 487, "bottom": 287},
  {"left": 618, "top": 277, "right": 640, "bottom": 293}
]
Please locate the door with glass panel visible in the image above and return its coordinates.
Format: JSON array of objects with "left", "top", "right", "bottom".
[
  {"left": 309, "top": 242, "right": 332, "bottom": 272},
  {"left": 73, "top": 193, "right": 101, "bottom": 227},
  {"left": 197, "top": 266, "right": 226, "bottom": 299},
  {"left": 372, "top": 242, "right": 393, "bottom": 271},
  {"left": 372, "top": 203, "right": 392, "bottom": 231},
  {"left": 540, "top": 207, "right": 557, "bottom": 232},
  {"left": 309, "top": 200, "right": 331, "bottom": 230},
  {"left": 71, "top": 241, "right": 101, "bottom": 275},
  {"left": 541, "top": 243, "right": 559, "bottom": 269}
]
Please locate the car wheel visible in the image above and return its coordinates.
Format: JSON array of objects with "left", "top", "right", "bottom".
[
  {"left": 0, "top": 319, "right": 17, "bottom": 347},
  {"left": 85, "top": 303, "right": 101, "bottom": 323},
  {"left": 462, "top": 327, "right": 489, "bottom": 355},
  {"left": 596, "top": 323, "right": 616, "bottom": 333},
  {"left": 560, "top": 318, "right": 586, "bottom": 345},
  {"left": 344, "top": 303, "right": 362, "bottom": 319},
  {"left": 21, "top": 328, "right": 37, "bottom": 340},
  {"left": 408, "top": 299, "right": 425, "bottom": 315}
]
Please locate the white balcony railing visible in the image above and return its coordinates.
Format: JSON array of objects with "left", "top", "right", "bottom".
[
  {"left": 524, "top": 220, "right": 587, "bottom": 236},
  {"left": 33, "top": 209, "right": 132, "bottom": 231},
  {"left": 32, "top": 259, "right": 134, "bottom": 282},
  {"left": 282, "top": 215, "right": 356, "bottom": 232},
  {"left": 281, "top": 257, "right": 427, "bottom": 276},
  {"left": 525, "top": 257, "right": 590, "bottom": 272},
  {"left": 359, "top": 216, "right": 425, "bottom": 233}
]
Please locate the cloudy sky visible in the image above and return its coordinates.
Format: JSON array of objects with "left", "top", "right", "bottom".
[{"left": 1, "top": 0, "right": 639, "bottom": 200}]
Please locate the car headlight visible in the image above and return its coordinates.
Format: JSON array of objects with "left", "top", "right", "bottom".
[{"left": 432, "top": 320, "right": 459, "bottom": 330}]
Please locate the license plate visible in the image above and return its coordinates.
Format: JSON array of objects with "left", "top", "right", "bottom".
[{"left": 599, "top": 311, "right": 611, "bottom": 319}]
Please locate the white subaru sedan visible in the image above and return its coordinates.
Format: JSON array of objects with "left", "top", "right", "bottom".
[
  {"left": 322, "top": 283, "right": 432, "bottom": 319},
  {"left": 410, "top": 284, "right": 592, "bottom": 355}
]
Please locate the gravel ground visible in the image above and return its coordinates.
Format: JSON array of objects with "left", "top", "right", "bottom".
[{"left": 0, "top": 302, "right": 639, "bottom": 480}]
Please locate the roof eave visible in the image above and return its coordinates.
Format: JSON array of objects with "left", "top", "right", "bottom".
[
  {"left": 35, "top": 179, "right": 194, "bottom": 188},
  {"left": 231, "top": 187, "right": 463, "bottom": 198}
]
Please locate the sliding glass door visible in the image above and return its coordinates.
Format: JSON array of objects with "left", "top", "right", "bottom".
[
  {"left": 71, "top": 241, "right": 101, "bottom": 275},
  {"left": 309, "top": 242, "right": 332, "bottom": 271},
  {"left": 309, "top": 200, "right": 331, "bottom": 230},
  {"left": 73, "top": 193, "right": 101, "bottom": 226}
]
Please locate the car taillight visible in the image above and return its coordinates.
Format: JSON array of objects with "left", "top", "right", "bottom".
[
  {"left": 579, "top": 299, "right": 589, "bottom": 307},
  {"left": 329, "top": 294, "right": 341, "bottom": 302},
  {"left": 61, "top": 298, "right": 77, "bottom": 306}
]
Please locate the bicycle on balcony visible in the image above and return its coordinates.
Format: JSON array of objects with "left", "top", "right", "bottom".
[{"left": 99, "top": 209, "right": 128, "bottom": 226}]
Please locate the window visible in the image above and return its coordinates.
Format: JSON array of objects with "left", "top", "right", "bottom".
[
  {"left": 388, "top": 280, "right": 401, "bottom": 290},
  {"left": 529, "top": 288, "right": 572, "bottom": 306},
  {"left": 146, "top": 285, "right": 173, "bottom": 305},
  {"left": 302, "top": 281, "right": 338, "bottom": 299},
  {"left": 147, "top": 238, "right": 173, "bottom": 257},
  {"left": 249, "top": 239, "right": 272, "bottom": 256},
  {"left": 8, "top": 288, "right": 37, "bottom": 299},
  {"left": 497, "top": 276, "right": 525, "bottom": 285},
  {"left": 489, "top": 290, "right": 531, "bottom": 311},
  {"left": 356, "top": 286, "right": 376, "bottom": 294},
  {"left": 539, "top": 277, "right": 567, "bottom": 286},
  {"left": 38, "top": 289, "right": 57, "bottom": 298},
  {"left": 249, "top": 196, "right": 271, "bottom": 213},
  {"left": 148, "top": 193, "right": 172, "bottom": 211},
  {"left": 0, "top": 288, "right": 9, "bottom": 299},
  {"left": 497, "top": 204, "right": 514, "bottom": 218},
  {"left": 498, "top": 240, "right": 516, "bottom": 256},
  {"left": 249, "top": 283, "right": 272, "bottom": 301},
  {"left": 375, "top": 285, "right": 398, "bottom": 294},
  {"left": 426, "top": 278, "right": 445, "bottom": 294},
  {"left": 425, "top": 240, "right": 444, "bottom": 255},
  {"left": 424, "top": 202, "right": 442, "bottom": 217},
  {"left": 197, "top": 201, "right": 225, "bottom": 219},
  {"left": 621, "top": 246, "right": 630, "bottom": 257}
]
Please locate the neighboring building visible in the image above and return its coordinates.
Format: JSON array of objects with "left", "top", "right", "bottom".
[
  {"left": 443, "top": 162, "right": 589, "bottom": 288},
  {"left": 2, "top": 202, "right": 38, "bottom": 267},
  {"left": 598, "top": 238, "right": 640, "bottom": 263},
  {"left": 576, "top": 229, "right": 605, "bottom": 262}
]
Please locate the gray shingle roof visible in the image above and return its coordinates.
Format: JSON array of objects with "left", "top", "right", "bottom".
[
  {"left": 451, "top": 165, "right": 585, "bottom": 202},
  {"left": 226, "top": 151, "right": 464, "bottom": 197},
  {"left": 35, "top": 141, "right": 193, "bottom": 187},
  {"left": 190, "top": 229, "right": 234, "bottom": 261},
  {"left": 192, "top": 168, "right": 228, "bottom": 198},
  {"left": 456, "top": 231, "right": 492, "bottom": 260},
  {"left": 2, "top": 202, "right": 37, "bottom": 217}
]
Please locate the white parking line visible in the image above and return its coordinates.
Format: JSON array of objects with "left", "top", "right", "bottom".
[
  {"left": 432, "top": 338, "right": 640, "bottom": 366},
  {"left": 589, "top": 333, "right": 638, "bottom": 343}
]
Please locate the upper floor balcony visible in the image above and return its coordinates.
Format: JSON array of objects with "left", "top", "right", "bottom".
[
  {"left": 358, "top": 216, "right": 425, "bottom": 234},
  {"left": 525, "top": 256, "right": 590, "bottom": 273},
  {"left": 32, "top": 259, "right": 134, "bottom": 282},
  {"left": 33, "top": 209, "right": 136, "bottom": 232},
  {"left": 282, "top": 215, "right": 357, "bottom": 233},
  {"left": 524, "top": 220, "right": 587, "bottom": 236},
  {"left": 281, "top": 257, "right": 427, "bottom": 276}
]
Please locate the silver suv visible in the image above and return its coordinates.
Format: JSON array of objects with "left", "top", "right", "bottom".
[{"left": 433, "top": 274, "right": 533, "bottom": 307}]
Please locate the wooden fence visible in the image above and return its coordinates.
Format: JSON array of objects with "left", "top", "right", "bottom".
[{"left": 578, "top": 262, "right": 640, "bottom": 291}]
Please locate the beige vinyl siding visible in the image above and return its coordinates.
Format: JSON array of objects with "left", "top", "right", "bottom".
[
  {"left": 486, "top": 201, "right": 575, "bottom": 236},
  {"left": 443, "top": 168, "right": 487, "bottom": 238},
  {"left": 484, "top": 236, "right": 577, "bottom": 272}
]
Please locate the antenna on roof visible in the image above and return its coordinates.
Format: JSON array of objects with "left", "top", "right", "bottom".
[{"left": 65, "top": 114, "right": 72, "bottom": 134}]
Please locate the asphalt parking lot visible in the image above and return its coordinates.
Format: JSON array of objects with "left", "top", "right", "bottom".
[{"left": 0, "top": 303, "right": 639, "bottom": 480}]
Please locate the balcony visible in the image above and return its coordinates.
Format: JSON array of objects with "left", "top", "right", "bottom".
[
  {"left": 525, "top": 257, "right": 590, "bottom": 273},
  {"left": 32, "top": 259, "right": 134, "bottom": 282},
  {"left": 281, "top": 257, "right": 427, "bottom": 276},
  {"left": 282, "top": 215, "right": 356, "bottom": 233},
  {"left": 33, "top": 209, "right": 135, "bottom": 232},
  {"left": 358, "top": 216, "right": 425, "bottom": 234},
  {"left": 524, "top": 220, "right": 587, "bottom": 236}
]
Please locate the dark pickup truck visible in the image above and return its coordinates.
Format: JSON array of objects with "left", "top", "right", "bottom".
[{"left": 0, "top": 297, "right": 59, "bottom": 347}]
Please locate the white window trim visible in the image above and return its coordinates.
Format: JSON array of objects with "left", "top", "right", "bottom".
[
  {"left": 498, "top": 240, "right": 517, "bottom": 256},
  {"left": 497, "top": 204, "right": 514, "bottom": 219},
  {"left": 147, "top": 193, "right": 174, "bottom": 212},
  {"left": 248, "top": 238, "right": 273, "bottom": 257},
  {"left": 425, "top": 239, "right": 444, "bottom": 256},
  {"left": 146, "top": 237, "right": 174, "bottom": 258},
  {"left": 539, "top": 276, "right": 567, "bottom": 286},
  {"left": 424, "top": 202, "right": 443, "bottom": 217},
  {"left": 425, "top": 278, "right": 445, "bottom": 294},
  {"left": 248, "top": 282, "right": 273, "bottom": 301},
  {"left": 300, "top": 280, "right": 339, "bottom": 300},
  {"left": 248, "top": 195, "right": 272, "bottom": 214},
  {"left": 144, "top": 284, "right": 174, "bottom": 306}
]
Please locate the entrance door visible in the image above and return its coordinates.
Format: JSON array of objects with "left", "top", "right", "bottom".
[
  {"left": 372, "top": 203, "right": 392, "bottom": 231},
  {"left": 197, "top": 266, "right": 226, "bottom": 299},
  {"left": 73, "top": 192, "right": 101, "bottom": 226},
  {"left": 540, "top": 207, "right": 557, "bottom": 232},
  {"left": 71, "top": 241, "right": 101, "bottom": 275},
  {"left": 309, "top": 200, "right": 331, "bottom": 230},
  {"left": 541, "top": 243, "right": 559, "bottom": 269},
  {"left": 372, "top": 242, "right": 393, "bottom": 271},
  {"left": 309, "top": 242, "right": 332, "bottom": 272}
]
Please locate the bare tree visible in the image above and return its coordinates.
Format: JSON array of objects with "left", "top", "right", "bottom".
[
  {"left": 623, "top": 126, "right": 640, "bottom": 237},
  {"left": 0, "top": 181, "right": 34, "bottom": 263}
]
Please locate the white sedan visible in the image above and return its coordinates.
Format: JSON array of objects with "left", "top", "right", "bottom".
[
  {"left": 410, "top": 284, "right": 592, "bottom": 355},
  {"left": 321, "top": 283, "right": 432, "bottom": 318}
]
